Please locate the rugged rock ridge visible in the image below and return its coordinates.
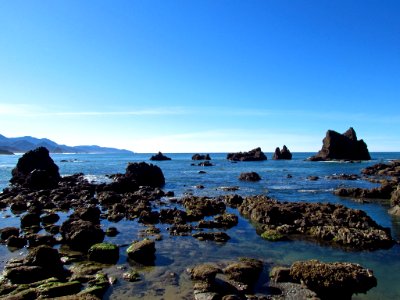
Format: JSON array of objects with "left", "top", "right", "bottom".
[
  {"left": 149, "top": 151, "right": 171, "bottom": 161},
  {"left": 227, "top": 147, "right": 267, "bottom": 161},
  {"left": 308, "top": 127, "right": 371, "bottom": 161}
]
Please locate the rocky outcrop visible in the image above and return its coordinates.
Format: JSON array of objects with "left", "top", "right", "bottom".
[
  {"left": 272, "top": 145, "right": 292, "bottom": 160},
  {"left": 238, "top": 172, "right": 261, "bottom": 181},
  {"left": 271, "top": 260, "right": 377, "bottom": 299},
  {"left": 150, "top": 151, "right": 171, "bottom": 161},
  {"left": 60, "top": 219, "right": 105, "bottom": 250},
  {"left": 10, "top": 147, "right": 61, "bottom": 189},
  {"left": 227, "top": 147, "right": 267, "bottom": 161},
  {"left": 308, "top": 127, "right": 371, "bottom": 161},
  {"left": 238, "top": 195, "right": 394, "bottom": 250},
  {"left": 126, "top": 239, "right": 156, "bottom": 264},
  {"left": 124, "top": 162, "right": 165, "bottom": 187},
  {"left": 192, "top": 154, "right": 211, "bottom": 160}
]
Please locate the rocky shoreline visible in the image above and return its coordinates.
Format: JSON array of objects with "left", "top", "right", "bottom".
[{"left": 0, "top": 146, "right": 396, "bottom": 299}]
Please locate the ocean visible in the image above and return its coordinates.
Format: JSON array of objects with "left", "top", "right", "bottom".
[{"left": 1, "top": 152, "right": 400, "bottom": 299}]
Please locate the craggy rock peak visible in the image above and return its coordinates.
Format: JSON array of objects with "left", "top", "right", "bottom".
[
  {"left": 227, "top": 147, "right": 267, "bottom": 161},
  {"left": 308, "top": 127, "right": 371, "bottom": 161},
  {"left": 192, "top": 153, "right": 211, "bottom": 160},
  {"left": 238, "top": 195, "right": 394, "bottom": 250},
  {"left": 271, "top": 260, "right": 377, "bottom": 299},
  {"left": 10, "top": 147, "right": 61, "bottom": 189},
  {"left": 272, "top": 145, "right": 292, "bottom": 160},
  {"left": 149, "top": 151, "right": 171, "bottom": 161}
]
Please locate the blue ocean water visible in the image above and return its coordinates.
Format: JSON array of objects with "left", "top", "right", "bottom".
[{"left": 1, "top": 152, "right": 400, "bottom": 299}]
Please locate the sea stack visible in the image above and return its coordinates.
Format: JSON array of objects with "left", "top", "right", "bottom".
[
  {"left": 272, "top": 145, "right": 292, "bottom": 160},
  {"left": 308, "top": 127, "right": 371, "bottom": 161}
]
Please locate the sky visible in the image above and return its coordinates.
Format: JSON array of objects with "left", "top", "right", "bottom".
[{"left": 0, "top": 0, "right": 399, "bottom": 153}]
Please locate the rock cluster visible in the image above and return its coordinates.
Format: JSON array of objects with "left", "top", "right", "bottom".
[
  {"left": 270, "top": 260, "right": 377, "bottom": 299},
  {"left": 238, "top": 195, "right": 394, "bottom": 250},
  {"left": 227, "top": 147, "right": 267, "bottom": 161},
  {"left": 272, "top": 145, "right": 292, "bottom": 160},
  {"left": 308, "top": 127, "right": 371, "bottom": 161}
]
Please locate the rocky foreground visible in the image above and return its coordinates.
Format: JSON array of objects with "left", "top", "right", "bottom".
[{"left": 0, "top": 147, "right": 393, "bottom": 299}]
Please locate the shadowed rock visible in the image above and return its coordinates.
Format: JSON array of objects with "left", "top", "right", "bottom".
[
  {"left": 227, "top": 147, "right": 267, "bottom": 161},
  {"left": 10, "top": 147, "right": 61, "bottom": 189},
  {"left": 272, "top": 145, "right": 292, "bottom": 160},
  {"left": 308, "top": 127, "right": 371, "bottom": 161},
  {"left": 150, "top": 151, "right": 171, "bottom": 161},
  {"left": 239, "top": 172, "right": 261, "bottom": 182}
]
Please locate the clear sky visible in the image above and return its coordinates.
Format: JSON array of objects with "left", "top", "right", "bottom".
[{"left": 0, "top": 0, "right": 399, "bottom": 153}]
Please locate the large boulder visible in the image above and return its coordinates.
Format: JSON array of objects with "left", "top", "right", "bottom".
[
  {"left": 308, "top": 127, "right": 371, "bottom": 161},
  {"left": 227, "top": 147, "right": 267, "bottom": 161},
  {"left": 126, "top": 239, "right": 156, "bottom": 264},
  {"left": 60, "top": 219, "right": 105, "bottom": 250},
  {"left": 124, "top": 162, "right": 165, "bottom": 187},
  {"left": 272, "top": 145, "right": 292, "bottom": 160},
  {"left": 10, "top": 147, "right": 61, "bottom": 189}
]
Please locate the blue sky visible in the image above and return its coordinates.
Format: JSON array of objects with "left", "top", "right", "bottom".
[{"left": 0, "top": 0, "right": 399, "bottom": 152}]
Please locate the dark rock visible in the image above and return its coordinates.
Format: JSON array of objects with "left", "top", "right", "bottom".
[
  {"left": 26, "top": 233, "right": 57, "bottom": 247},
  {"left": 124, "top": 162, "right": 165, "bottom": 188},
  {"left": 192, "top": 154, "right": 211, "bottom": 160},
  {"left": 0, "top": 227, "right": 20, "bottom": 240},
  {"left": 334, "top": 181, "right": 395, "bottom": 200},
  {"left": 40, "top": 213, "right": 60, "bottom": 224},
  {"left": 362, "top": 160, "right": 400, "bottom": 176},
  {"left": 60, "top": 219, "right": 105, "bottom": 250},
  {"left": 307, "top": 176, "right": 319, "bottom": 181},
  {"left": 238, "top": 172, "right": 261, "bottom": 182},
  {"left": 198, "top": 161, "right": 214, "bottom": 167},
  {"left": 227, "top": 147, "right": 267, "bottom": 162},
  {"left": 10, "top": 147, "right": 61, "bottom": 189},
  {"left": 308, "top": 127, "right": 371, "bottom": 161},
  {"left": 222, "top": 194, "right": 243, "bottom": 208},
  {"left": 7, "top": 236, "right": 27, "bottom": 248},
  {"left": 126, "top": 239, "right": 156, "bottom": 264},
  {"left": 150, "top": 151, "right": 171, "bottom": 161},
  {"left": 21, "top": 213, "right": 41, "bottom": 228},
  {"left": 168, "top": 224, "right": 193, "bottom": 236},
  {"left": 159, "top": 208, "right": 187, "bottom": 224},
  {"left": 88, "top": 243, "right": 119, "bottom": 264},
  {"left": 70, "top": 206, "right": 101, "bottom": 223},
  {"left": 105, "top": 227, "right": 119, "bottom": 237},
  {"left": 272, "top": 145, "right": 292, "bottom": 160},
  {"left": 289, "top": 260, "right": 377, "bottom": 299}
]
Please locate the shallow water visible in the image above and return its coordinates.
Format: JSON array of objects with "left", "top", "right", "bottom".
[{"left": 1, "top": 152, "right": 400, "bottom": 299}]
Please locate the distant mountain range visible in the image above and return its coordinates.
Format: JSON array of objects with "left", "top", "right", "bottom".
[{"left": 0, "top": 134, "right": 133, "bottom": 154}]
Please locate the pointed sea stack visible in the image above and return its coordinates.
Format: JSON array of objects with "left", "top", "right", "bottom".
[
  {"left": 308, "top": 127, "right": 371, "bottom": 161},
  {"left": 273, "top": 145, "right": 292, "bottom": 160}
]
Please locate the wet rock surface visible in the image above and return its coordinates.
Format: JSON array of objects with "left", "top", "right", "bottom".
[
  {"left": 270, "top": 260, "right": 377, "bottom": 300},
  {"left": 239, "top": 172, "right": 262, "bottom": 182},
  {"left": 238, "top": 195, "right": 394, "bottom": 250},
  {"left": 308, "top": 127, "right": 371, "bottom": 161},
  {"left": 227, "top": 147, "right": 267, "bottom": 161}
]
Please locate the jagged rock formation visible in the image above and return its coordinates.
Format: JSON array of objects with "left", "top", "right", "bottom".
[
  {"left": 192, "top": 154, "right": 211, "bottom": 160},
  {"left": 227, "top": 147, "right": 267, "bottom": 161},
  {"left": 149, "top": 151, "right": 171, "bottom": 161},
  {"left": 10, "top": 147, "right": 61, "bottom": 189},
  {"left": 272, "top": 145, "right": 292, "bottom": 160},
  {"left": 308, "top": 127, "right": 371, "bottom": 161}
]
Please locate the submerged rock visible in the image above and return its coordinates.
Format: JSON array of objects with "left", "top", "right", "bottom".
[
  {"left": 308, "top": 127, "right": 371, "bottom": 161},
  {"left": 227, "top": 147, "right": 267, "bottom": 161}
]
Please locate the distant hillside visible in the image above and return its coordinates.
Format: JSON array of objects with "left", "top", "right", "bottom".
[{"left": 0, "top": 134, "right": 133, "bottom": 154}]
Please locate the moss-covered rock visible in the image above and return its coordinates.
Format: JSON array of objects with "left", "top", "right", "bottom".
[
  {"left": 260, "top": 229, "right": 285, "bottom": 241},
  {"left": 126, "top": 239, "right": 155, "bottom": 264},
  {"left": 88, "top": 243, "right": 119, "bottom": 264}
]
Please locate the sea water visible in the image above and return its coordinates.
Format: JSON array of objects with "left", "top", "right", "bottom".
[{"left": 1, "top": 152, "right": 400, "bottom": 299}]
